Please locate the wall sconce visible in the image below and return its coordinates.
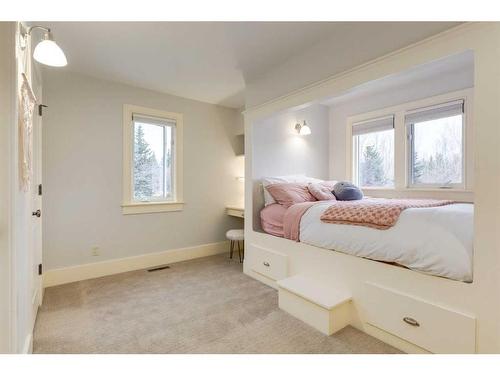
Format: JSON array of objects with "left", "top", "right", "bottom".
[
  {"left": 295, "top": 120, "right": 311, "bottom": 136},
  {"left": 20, "top": 25, "right": 68, "bottom": 67}
]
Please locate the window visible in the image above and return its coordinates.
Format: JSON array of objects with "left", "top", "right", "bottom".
[
  {"left": 133, "top": 115, "right": 174, "bottom": 201},
  {"left": 352, "top": 116, "right": 395, "bottom": 188},
  {"left": 406, "top": 100, "right": 464, "bottom": 188},
  {"left": 123, "top": 105, "right": 183, "bottom": 214},
  {"left": 348, "top": 90, "right": 471, "bottom": 194}
]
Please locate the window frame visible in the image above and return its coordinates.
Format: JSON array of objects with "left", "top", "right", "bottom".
[
  {"left": 122, "top": 104, "right": 184, "bottom": 215},
  {"left": 406, "top": 101, "right": 466, "bottom": 190},
  {"left": 346, "top": 89, "right": 473, "bottom": 194}
]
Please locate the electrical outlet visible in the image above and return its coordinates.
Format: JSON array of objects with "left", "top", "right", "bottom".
[{"left": 91, "top": 247, "right": 100, "bottom": 256}]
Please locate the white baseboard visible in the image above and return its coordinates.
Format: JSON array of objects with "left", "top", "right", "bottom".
[{"left": 43, "top": 241, "right": 229, "bottom": 287}]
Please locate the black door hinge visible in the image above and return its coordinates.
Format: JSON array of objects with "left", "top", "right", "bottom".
[
  {"left": 38, "top": 184, "right": 42, "bottom": 196},
  {"left": 38, "top": 264, "right": 43, "bottom": 275},
  {"left": 38, "top": 104, "right": 48, "bottom": 116}
]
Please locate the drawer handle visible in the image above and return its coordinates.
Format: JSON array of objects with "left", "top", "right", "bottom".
[
  {"left": 403, "top": 317, "right": 420, "bottom": 327},
  {"left": 263, "top": 261, "right": 270, "bottom": 267}
]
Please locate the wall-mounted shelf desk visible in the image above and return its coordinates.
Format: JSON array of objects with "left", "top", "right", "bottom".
[{"left": 226, "top": 206, "right": 244, "bottom": 219}]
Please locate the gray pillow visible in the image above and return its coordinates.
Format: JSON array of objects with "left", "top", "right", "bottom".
[{"left": 332, "top": 181, "right": 363, "bottom": 201}]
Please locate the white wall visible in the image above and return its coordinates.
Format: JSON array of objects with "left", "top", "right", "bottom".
[
  {"left": 328, "top": 59, "right": 474, "bottom": 180},
  {"left": 0, "top": 21, "right": 15, "bottom": 354},
  {"left": 253, "top": 104, "right": 329, "bottom": 180},
  {"left": 251, "top": 104, "right": 329, "bottom": 229},
  {"left": 42, "top": 70, "right": 244, "bottom": 270}
]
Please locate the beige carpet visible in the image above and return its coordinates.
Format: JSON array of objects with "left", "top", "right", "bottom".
[{"left": 33, "top": 254, "right": 401, "bottom": 354}]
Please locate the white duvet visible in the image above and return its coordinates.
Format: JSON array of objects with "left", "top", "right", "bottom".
[{"left": 299, "top": 202, "right": 474, "bottom": 282}]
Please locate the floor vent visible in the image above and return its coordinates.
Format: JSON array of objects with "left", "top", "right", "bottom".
[{"left": 147, "top": 265, "right": 171, "bottom": 272}]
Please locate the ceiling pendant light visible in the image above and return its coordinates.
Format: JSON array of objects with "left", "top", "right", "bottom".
[{"left": 20, "top": 25, "right": 67, "bottom": 67}]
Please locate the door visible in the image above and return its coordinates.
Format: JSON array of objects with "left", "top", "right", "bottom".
[
  {"left": 12, "top": 21, "right": 43, "bottom": 353},
  {"left": 30, "top": 65, "right": 43, "bottom": 323}
]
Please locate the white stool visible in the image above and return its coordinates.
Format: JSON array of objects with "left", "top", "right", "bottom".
[{"left": 226, "top": 229, "right": 244, "bottom": 262}]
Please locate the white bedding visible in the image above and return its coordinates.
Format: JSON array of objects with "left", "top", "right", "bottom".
[{"left": 299, "top": 202, "right": 474, "bottom": 282}]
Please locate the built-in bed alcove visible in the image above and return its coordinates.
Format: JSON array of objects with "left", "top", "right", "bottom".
[
  {"left": 243, "top": 26, "right": 500, "bottom": 354},
  {"left": 252, "top": 50, "right": 474, "bottom": 232}
]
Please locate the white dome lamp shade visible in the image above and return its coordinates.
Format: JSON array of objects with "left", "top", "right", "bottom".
[
  {"left": 21, "top": 26, "right": 67, "bottom": 67},
  {"left": 295, "top": 120, "right": 312, "bottom": 136},
  {"left": 33, "top": 32, "right": 67, "bottom": 67}
]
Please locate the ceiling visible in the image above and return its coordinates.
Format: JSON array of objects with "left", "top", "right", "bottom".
[
  {"left": 38, "top": 22, "right": 460, "bottom": 108},
  {"left": 321, "top": 50, "right": 474, "bottom": 107}
]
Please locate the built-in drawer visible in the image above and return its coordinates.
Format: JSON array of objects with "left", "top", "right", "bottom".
[
  {"left": 249, "top": 245, "right": 288, "bottom": 281},
  {"left": 363, "top": 282, "right": 476, "bottom": 353}
]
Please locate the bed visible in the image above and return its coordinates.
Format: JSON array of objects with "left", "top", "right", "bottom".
[{"left": 261, "top": 201, "right": 474, "bottom": 282}]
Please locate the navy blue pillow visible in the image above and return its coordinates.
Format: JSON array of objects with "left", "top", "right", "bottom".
[{"left": 332, "top": 181, "right": 363, "bottom": 201}]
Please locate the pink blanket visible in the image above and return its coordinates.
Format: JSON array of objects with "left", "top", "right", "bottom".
[
  {"left": 320, "top": 198, "right": 454, "bottom": 230},
  {"left": 283, "top": 201, "right": 320, "bottom": 241}
]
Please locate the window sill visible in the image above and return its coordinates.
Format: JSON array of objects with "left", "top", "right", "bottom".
[
  {"left": 361, "top": 187, "right": 396, "bottom": 190},
  {"left": 121, "top": 201, "right": 184, "bottom": 215},
  {"left": 361, "top": 187, "right": 472, "bottom": 193},
  {"left": 406, "top": 187, "right": 471, "bottom": 193},
  {"left": 359, "top": 187, "right": 474, "bottom": 202}
]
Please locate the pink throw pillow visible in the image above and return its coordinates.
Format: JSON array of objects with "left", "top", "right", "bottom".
[
  {"left": 265, "top": 182, "right": 317, "bottom": 208},
  {"left": 307, "top": 181, "right": 337, "bottom": 201}
]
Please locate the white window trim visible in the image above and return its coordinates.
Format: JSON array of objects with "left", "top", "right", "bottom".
[
  {"left": 122, "top": 104, "right": 184, "bottom": 215},
  {"left": 346, "top": 88, "right": 473, "bottom": 193}
]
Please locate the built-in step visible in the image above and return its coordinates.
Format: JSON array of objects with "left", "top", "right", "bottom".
[{"left": 277, "top": 275, "right": 352, "bottom": 335}]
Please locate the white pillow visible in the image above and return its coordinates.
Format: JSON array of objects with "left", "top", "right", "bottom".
[{"left": 262, "top": 175, "right": 322, "bottom": 206}]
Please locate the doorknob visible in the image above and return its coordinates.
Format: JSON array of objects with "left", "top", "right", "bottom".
[{"left": 32, "top": 209, "right": 41, "bottom": 218}]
